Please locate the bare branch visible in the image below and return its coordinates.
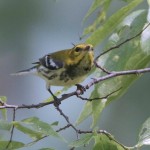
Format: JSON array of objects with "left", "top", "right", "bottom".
[
  {"left": 85, "top": 67, "right": 150, "bottom": 89},
  {"left": 55, "top": 105, "right": 79, "bottom": 139},
  {"left": 6, "top": 108, "right": 17, "bottom": 148},
  {"left": 0, "top": 67, "right": 150, "bottom": 110},
  {"left": 56, "top": 124, "right": 71, "bottom": 132},
  {"left": 77, "top": 87, "right": 122, "bottom": 101}
]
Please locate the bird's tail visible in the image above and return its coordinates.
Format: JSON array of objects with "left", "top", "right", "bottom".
[{"left": 11, "top": 66, "right": 37, "bottom": 76}]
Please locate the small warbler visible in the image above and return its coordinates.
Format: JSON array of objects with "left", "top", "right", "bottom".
[{"left": 13, "top": 43, "right": 94, "bottom": 105}]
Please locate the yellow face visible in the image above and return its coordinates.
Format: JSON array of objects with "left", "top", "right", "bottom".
[{"left": 70, "top": 43, "right": 94, "bottom": 59}]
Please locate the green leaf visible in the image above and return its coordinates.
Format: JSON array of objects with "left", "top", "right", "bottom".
[
  {"left": 39, "top": 148, "right": 55, "bottom": 150},
  {"left": 93, "top": 134, "right": 126, "bottom": 150},
  {"left": 50, "top": 121, "right": 59, "bottom": 126},
  {"left": 90, "top": 10, "right": 150, "bottom": 127},
  {"left": 76, "top": 101, "right": 92, "bottom": 126},
  {"left": 82, "top": 0, "right": 111, "bottom": 36},
  {"left": 91, "top": 89, "right": 108, "bottom": 128},
  {"left": 22, "top": 117, "right": 63, "bottom": 140},
  {"left": 69, "top": 133, "right": 93, "bottom": 147},
  {"left": 0, "top": 141, "right": 24, "bottom": 150},
  {"left": 148, "top": 0, "right": 150, "bottom": 6},
  {"left": 121, "top": 10, "right": 146, "bottom": 26},
  {"left": 84, "top": 0, "right": 104, "bottom": 21},
  {"left": 78, "top": 9, "right": 150, "bottom": 126},
  {"left": 141, "top": 23, "right": 150, "bottom": 54},
  {"left": 83, "top": 12, "right": 105, "bottom": 36},
  {"left": 147, "top": 8, "right": 150, "bottom": 22},
  {"left": 0, "top": 120, "right": 12, "bottom": 131},
  {"left": 0, "top": 96, "right": 7, "bottom": 120},
  {"left": 70, "top": 133, "right": 128, "bottom": 149},
  {"left": 90, "top": 78, "right": 122, "bottom": 127},
  {"left": 13, "top": 121, "right": 43, "bottom": 140},
  {"left": 137, "top": 117, "right": 150, "bottom": 147},
  {"left": 86, "top": 0, "right": 143, "bottom": 46},
  {"left": 0, "top": 96, "right": 7, "bottom": 103}
]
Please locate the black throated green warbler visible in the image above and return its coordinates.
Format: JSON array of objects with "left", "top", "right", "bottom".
[{"left": 13, "top": 43, "right": 94, "bottom": 105}]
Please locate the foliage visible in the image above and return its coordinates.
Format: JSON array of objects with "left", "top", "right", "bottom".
[{"left": 0, "top": 0, "right": 150, "bottom": 150}]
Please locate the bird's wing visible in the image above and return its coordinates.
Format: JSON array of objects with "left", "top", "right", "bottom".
[{"left": 39, "top": 54, "right": 64, "bottom": 70}]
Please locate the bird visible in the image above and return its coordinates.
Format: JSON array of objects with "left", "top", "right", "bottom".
[{"left": 12, "top": 43, "right": 94, "bottom": 105}]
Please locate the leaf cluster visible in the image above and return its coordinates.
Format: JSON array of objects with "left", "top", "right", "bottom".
[{"left": 1, "top": 0, "right": 150, "bottom": 150}]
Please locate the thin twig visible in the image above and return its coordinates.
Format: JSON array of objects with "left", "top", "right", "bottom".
[
  {"left": 56, "top": 124, "right": 71, "bottom": 132},
  {"left": 55, "top": 106, "right": 79, "bottom": 139},
  {"left": 77, "top": 87, "right": 122, "bottom": 101},
  {"left": 94, "top": 63, "right": 112, "bottom": 74},
  {"left": 25, "top": 135, "right": 48, "bottom": 147},
  {"left": 78, "top": 130, "right": 130, "bottom": 150},
  {"left": 6, "top": 108, "right": 17, "bottom": 148}
]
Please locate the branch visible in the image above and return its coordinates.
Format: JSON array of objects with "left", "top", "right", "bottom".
[
  {"left": 78, "top": 130, "right": 130, "bottom": 150},
  {"left": 90, "top": 68, "right": 150, "bottom": 85},
  {"left": 0, "top": 67, "right": 150, "bottom": 110},
  {"left": 94, "top": 22, "right": 150, "bottom": 61},
  {"left": 55, "top": 105, "right": 79, "bottom": 139},
  {"left": 56, "top": 124, "right": 71, "bottom": 132},
  {"left": 77, "top": 87, "right": 122, "bottom": 101},
  {"left": 6, "top": 108, "right": 16, "bottom": 148}
]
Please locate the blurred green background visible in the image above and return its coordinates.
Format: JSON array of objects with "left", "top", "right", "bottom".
[{"left": 0, "top": 0, "right": 150, "bottom": 150}]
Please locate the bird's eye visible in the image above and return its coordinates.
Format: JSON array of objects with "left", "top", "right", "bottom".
[{"left": 75, "top": 47, "right": 81, "bottom": 52}]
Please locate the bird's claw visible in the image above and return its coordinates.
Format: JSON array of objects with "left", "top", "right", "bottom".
[{"left": 75, "top": 84, "right": 86, "bottom": 95}]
